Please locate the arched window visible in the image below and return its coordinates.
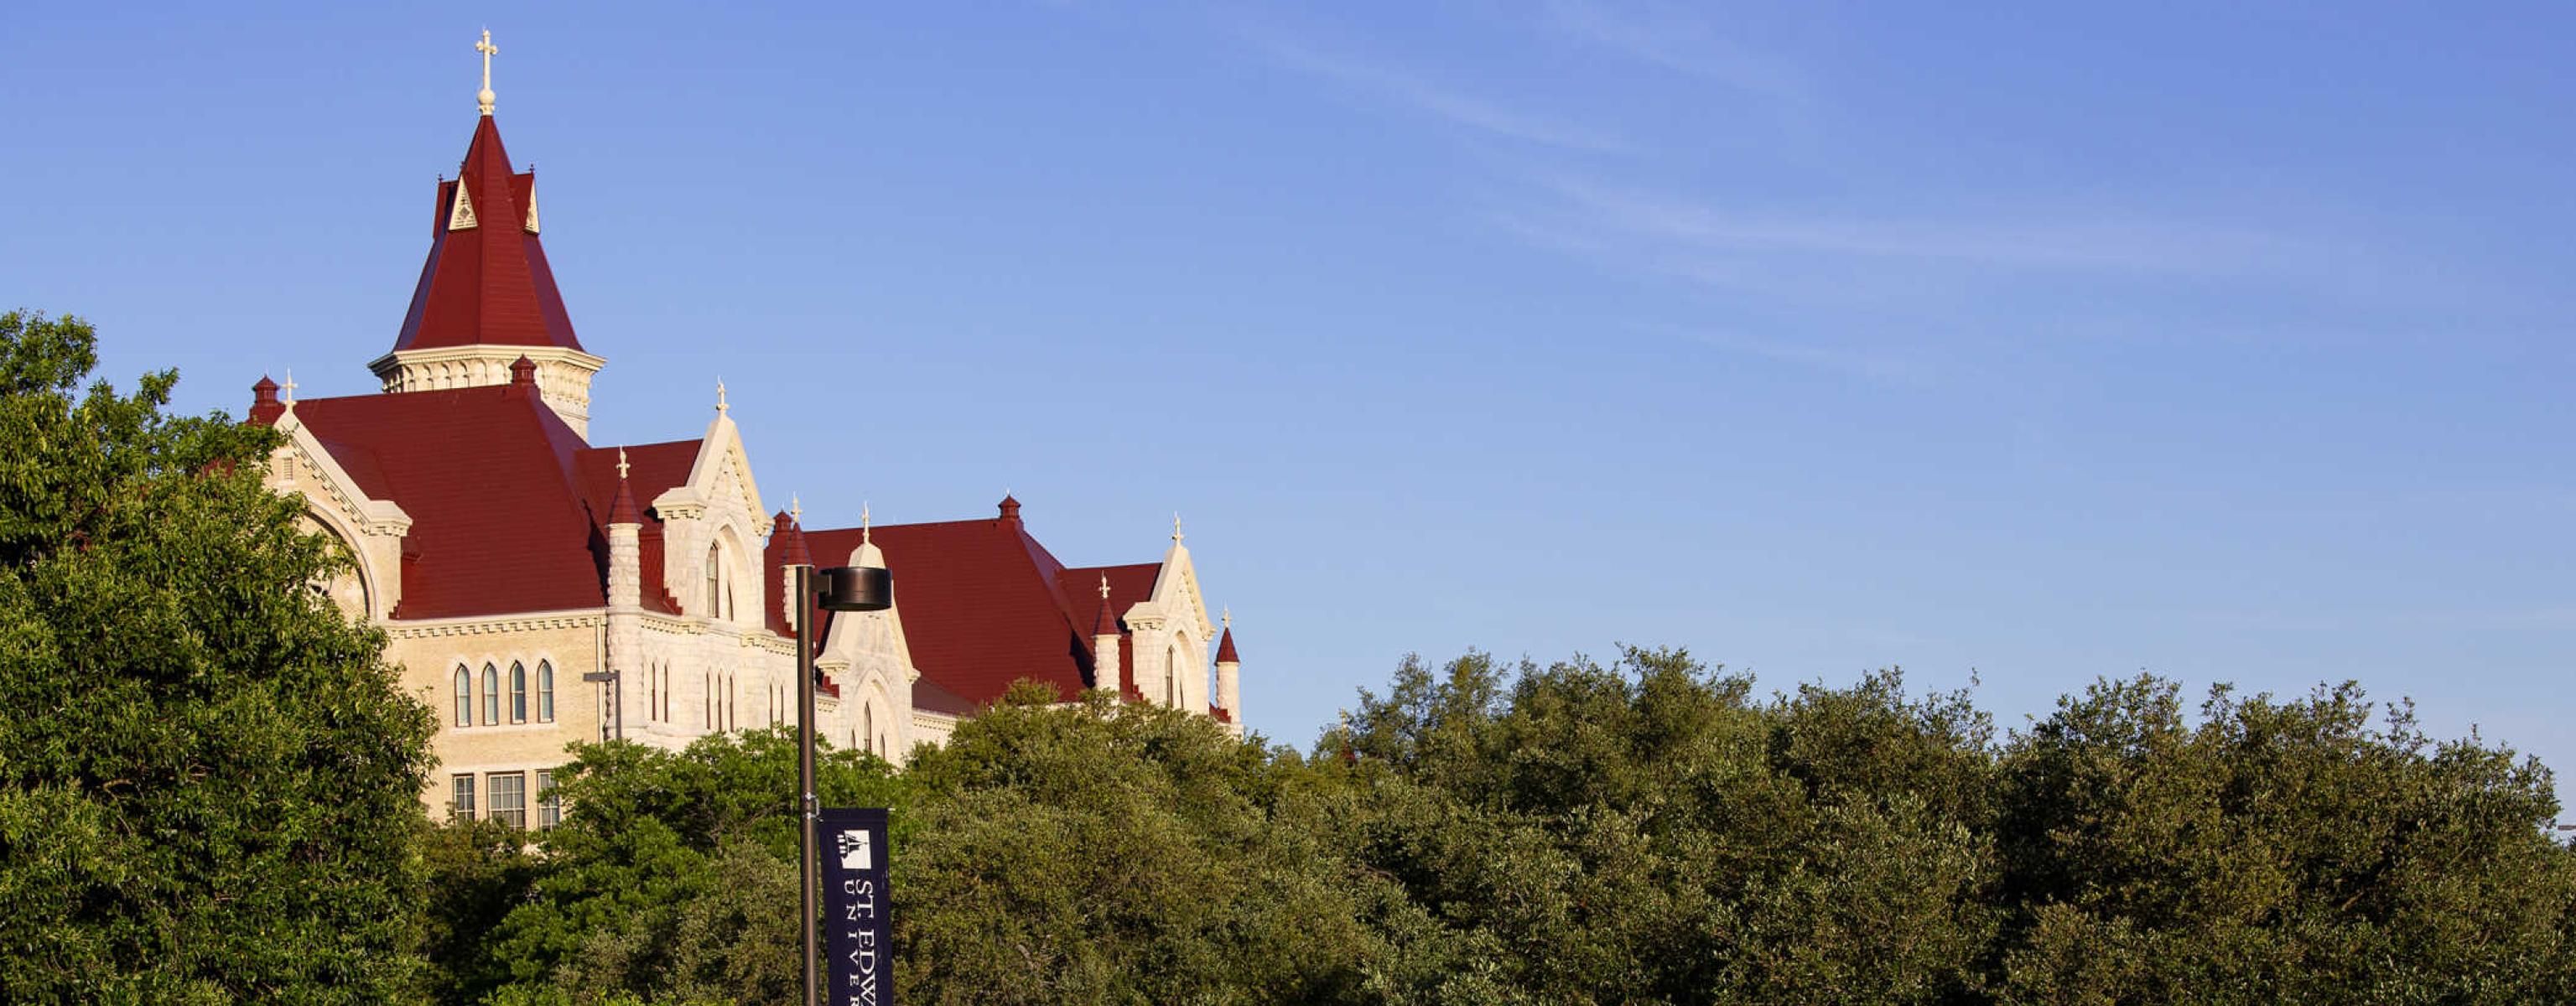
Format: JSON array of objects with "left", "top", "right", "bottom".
[
  {"left": 704, "top": 543, "right": 723, "bottom": 620},
  {"left": 453, "top": 666, "right": 471, "bottom": 727},
  {"left": 704, "top": 672, "right": 713, "bottom": 729},
  {"left": 1166, "top": 646, "right": 1177, "bottom": 706},
  {"left": 648, "top": 661, "right": 658, "bottom": 722},
  {"left": 510, "top": 661, "right": 528, "bottom": 723},
  {"left": 482, "top": 663, "right": 501, "bottom": 725},
  {"left": 863, "top": 704, "right": 875, "bottom": 755},
  {"left": 537, "top": 661, "right": 555, "bottom": 723},
  {"left": 662, "top": 664, "right": 671, "bottom": 721}
]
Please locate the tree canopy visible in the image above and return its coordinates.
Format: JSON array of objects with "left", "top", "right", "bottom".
[
  {"left": 0, "top": 311, "right": 439, "bottom": 1002},
  {"left": 438, "top": 652, "right": 2576, "bottom": 1005}
]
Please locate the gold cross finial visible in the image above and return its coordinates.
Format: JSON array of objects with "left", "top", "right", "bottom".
[
  {"left": 790, "top": 494, "right": 802, "bottom": 523},
  {"left": 714, "top": 378, "right": 729, "bottom": 415},
  {"left": 1099, "top": 573, "right": 1111, "bottom": 599},
  {"left": 615, "top": 447, "right": 631, "bottom": 480},
  {"left": 1172, "top": 512, "right": 1184, "bottom": 543},
  {"left": 280, "top": 369, "right": 298, "bottom": 405},
  {"left": 860, "top": 501, "right": 872, "bottom": 546},
  {"left": 1222, "top": 606, "right": 1231, "bottom": 628},
  {"left": 475, "top": 29, "right": 499, "bottom": 116}
]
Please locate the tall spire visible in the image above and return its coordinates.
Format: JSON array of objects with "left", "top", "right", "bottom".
[
  {"left": 475, "top": 29, "right": 499, "bottom": 116},
  {"left": 375, "top": 49, "right": 602, "bottom": 436}
]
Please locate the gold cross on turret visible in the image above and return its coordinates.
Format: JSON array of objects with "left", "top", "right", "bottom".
[{"left": 475, "top": 29, "right": 499, "bottom": 116}]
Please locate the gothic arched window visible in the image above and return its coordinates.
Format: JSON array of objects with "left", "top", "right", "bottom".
[
  {"left": 863, "top": 704, "right": 875, "bottom": 755},
  {"left": 537, "top": 661, "right": 555, "bottom": 723},
  {"left": 648, "top": 661, "right": 658, "bottom": 723},
  {"left": 704, "top": 543, "right": 723, "bottom": 620},
  {"left": 453, "top": 666, "right": 471, "bottom": 727},
  {"left": 482, "top": 663, "right": 501, "bottom": 725},
  {"left": 509, "top": 661, "right": 528, "bottom": 723},
  {"left": 1166, "top": 646, "right": 1178, "bottom": 707}
]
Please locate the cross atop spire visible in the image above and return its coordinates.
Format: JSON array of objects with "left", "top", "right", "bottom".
[
  {"left": 715, "top": 378, "right": 729, "bottom": 415},
  {"left": 1222, "top": 606, "right": 1231, "bottom": 628},
  {"left": 280, "top": 369, "right": 298, "bottom": 406},
  {"left": 475, "top": 29, "right": 499, "bottom": 116},
  {"left": 615, "top": 446, "right": 630, "bottom": 480},
  {"left": 790, "top": 493, "right": 802, "bottom": 524},
  {"left": 1099, "top": 573, "right": 1111, "bottom": 599},
  {"left": 1171, "top": 512, "right": 1185, "bottom": 543},
  {"left": 860, "top": 501, "right": 874, "bottom": 545}
]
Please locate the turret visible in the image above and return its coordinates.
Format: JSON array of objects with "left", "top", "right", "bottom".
[
  {"left": 604, "top": 449, "right": 643, "bottom": 739},
  {"left": 1093, "top": 574, "right": 1123, "bottom": 698},
  {"left": 1215, "top": 609, "right": 1241, "bottom": 725}
]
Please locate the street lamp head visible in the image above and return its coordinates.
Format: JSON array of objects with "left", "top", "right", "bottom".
[{"left": 818, "top": 565, "right": 893, "bottom": 612}]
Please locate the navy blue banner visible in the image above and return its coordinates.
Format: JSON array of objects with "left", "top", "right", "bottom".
[{"left": 818, "top": 806, "right": 892, "bottom": 1006}]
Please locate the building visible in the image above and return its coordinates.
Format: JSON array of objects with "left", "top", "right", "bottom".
[{"left": 249, "top": 41, "right": 1244, "bottom": 823}]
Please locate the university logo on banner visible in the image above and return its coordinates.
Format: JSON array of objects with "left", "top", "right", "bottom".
[{"left": 817, "top": 806, "right": 892, "bottom": 1006}]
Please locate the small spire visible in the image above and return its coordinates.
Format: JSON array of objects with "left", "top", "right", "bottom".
[
  {"left": 608, "top": 447, "right": 641, "bottom": 526},
  {"left": 998, "top": 494, "right": 1022, "bottom": 523},
  {"left": 475, "top": 29, "right": 499, "bottom": 117},
  {"left": 1093, "top": 573, "right": 1119, "bottom": 637},
  {"left": 1171, "top": 512, "right": 1185, "bottom": 544},
  {"left": 860, "top": 500, "right": 872, "bottom": 545},
  {"left": 714, "top": 378, "right": 729, "bottom": 415}
]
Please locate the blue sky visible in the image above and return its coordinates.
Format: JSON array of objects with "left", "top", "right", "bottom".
[{"left": 8, "top": 3, "right": 2573, "bottom": 804}]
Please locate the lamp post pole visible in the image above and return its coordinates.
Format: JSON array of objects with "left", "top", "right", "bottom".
[
  {"left": 791, "top": 560, "right": 893, "bottom": 1006},
  {"left": 796, "top": 563, "right": 820, "bottom": 1006}
]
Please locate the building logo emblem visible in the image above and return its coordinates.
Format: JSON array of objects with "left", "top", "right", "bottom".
[{"left": 836, "top": 828, "right": 873, "bottom": 870}]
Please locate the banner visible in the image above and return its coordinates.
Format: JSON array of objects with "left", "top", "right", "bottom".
[{"left": 817, "top": 806, "right": 892, "bottom": 1006}]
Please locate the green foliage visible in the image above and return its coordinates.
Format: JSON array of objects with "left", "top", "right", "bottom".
[
  {"left": 0, "top": 311, "right": 439, "bottom": 1002},
  {"left": 428, "top": 650, "right": 2576, "bottom": 1005},
  {"left": 448, "top": 728, "right": 908, "bottom": 1006}
]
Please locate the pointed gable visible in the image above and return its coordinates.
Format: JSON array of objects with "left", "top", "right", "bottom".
[
  {"left": 791, "top": 501, "right": 1166, "bottom": 709},
  {"left": 394, "top": 115, "right": 583, "bottom": 355}
]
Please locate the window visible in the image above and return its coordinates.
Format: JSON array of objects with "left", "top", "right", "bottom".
[
  {"left": 863, "top": 704, "right": 874, "bottom": 755},
  {"left": 704, "top": 672, "right": 712, "bottom": 729},
  {"left": 537, "top": 770, "right": 561, "bottom": 829},
  {"left": 489, "top": 772, "right": 526, "bottom": 828},
  {"left": 649, "top": 661, "right": 659, "bottom": 722},
  {"left": 661, "top": 664, "right": 671, "bottom": 721},
  {"left": 510, "top": 661, "right": 528, "bottom": 723},
  {"left": 450, "top": 774, "right": 476, "bottom": 822},
  {"left": 453, "top": 666, "right": 471, "bottom": 727},
  {"left": 704, "top": 543, "right": 723, "bottom": 620},
  {"left": 538, "top": 661, "right": 554, "bottom": 723},
  {"left": 1166, "top": 646, "right": 1177, "bottom": 706},
  {"left": 482, "top": 663, "right": 500, "bottom": 725}
]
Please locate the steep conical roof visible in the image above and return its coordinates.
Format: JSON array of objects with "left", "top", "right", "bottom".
[{"left": 392, "top": 115, "right": 582, "bottom": 355}]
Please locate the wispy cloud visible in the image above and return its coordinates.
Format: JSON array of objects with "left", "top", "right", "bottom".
[
  {"left": 1650, "top": 324, "right": 1936, "bottom": 386},
  {"left": 1247, "top": 32, "right": 1633, "bottom": 154},
  {"left": 1543, "top": 177, "right": 2322, "bottom": 277},
  {"left": 1541, "top": 0, "right": 1809, "bottom": 106}
]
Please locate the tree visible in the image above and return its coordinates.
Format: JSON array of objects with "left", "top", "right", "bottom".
[
  {"left": 457, "top": 728, "right": 910, "bottom": 1006},
  {"left": 0, "top": 311, "right": 439, "bottom": 1002}
]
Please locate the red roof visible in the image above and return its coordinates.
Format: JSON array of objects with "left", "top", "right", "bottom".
[
  {"left": 392, "top": 115, "right": 583, "bottom": 355},
  {"left": 788, "top": 504, "right": 1164, "bottom": 710},
  {"left": 1216, "top": 625, "right": 1239, "bottom": 664},
  {"left": 273, "top": 381, "right": 702, "bottom": 620}
]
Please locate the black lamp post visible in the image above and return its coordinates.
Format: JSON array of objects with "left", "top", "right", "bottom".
[{"left": 797, "top": 563, "right": 892, "bottom": 1006}]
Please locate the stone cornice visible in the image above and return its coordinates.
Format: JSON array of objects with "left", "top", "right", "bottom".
[{"left": 386, "top": 609, "right": 605, "bottom": 639}]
